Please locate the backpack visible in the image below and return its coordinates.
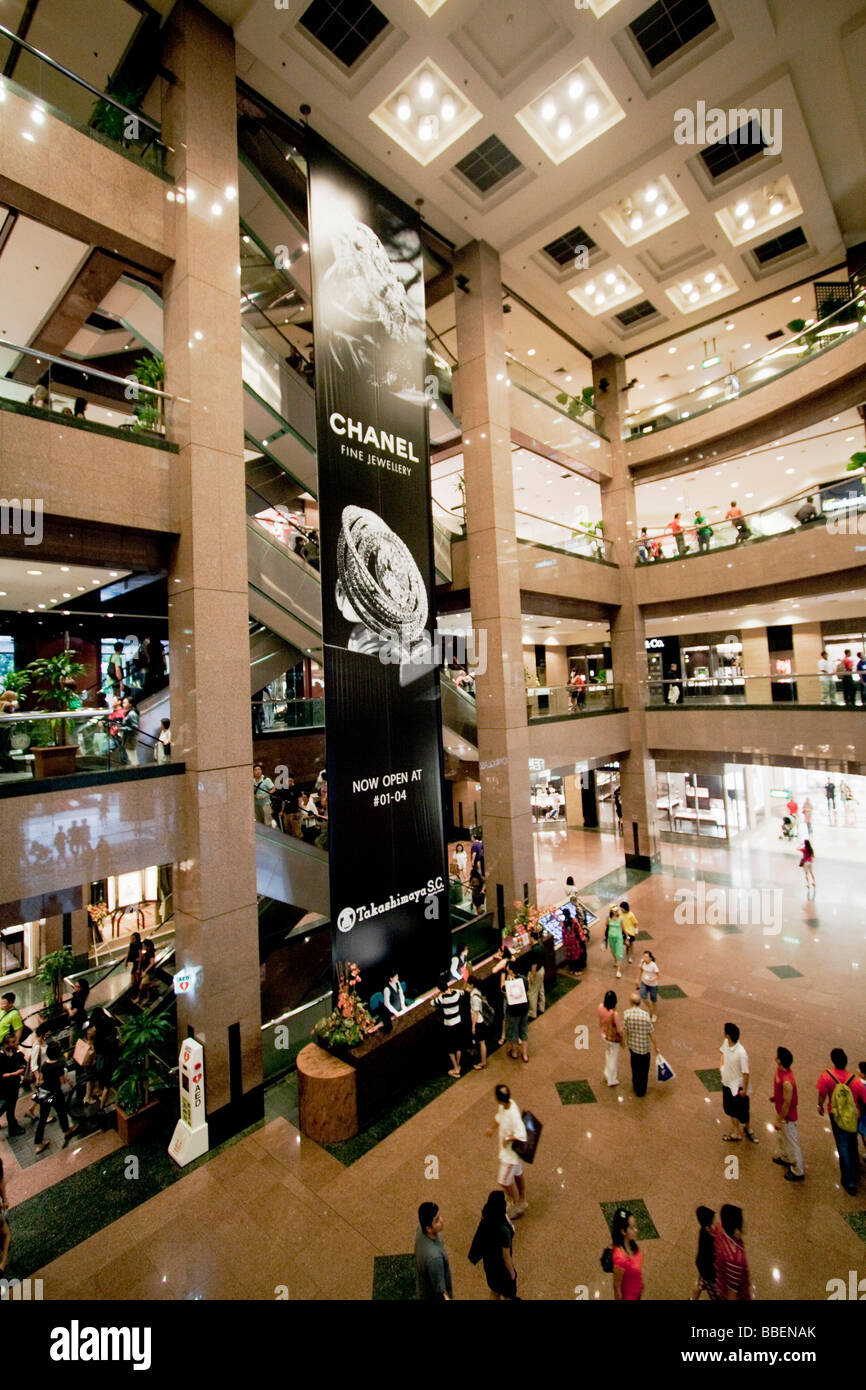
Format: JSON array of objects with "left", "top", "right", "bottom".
[{"left": 827, "top": 1071, "right": 860, "bottom": 1133}]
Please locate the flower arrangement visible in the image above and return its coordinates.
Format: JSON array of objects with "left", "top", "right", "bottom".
[
  {"left": 313, "top": 962, "right": 378, "bottom": 1050},
  {"left": 88, "top": 901, "right": 109, "bottom": 928}
]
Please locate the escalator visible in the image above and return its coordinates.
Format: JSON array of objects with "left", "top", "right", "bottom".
[{"left": 441, "top": 671, "right": 478, "bottom": 759}]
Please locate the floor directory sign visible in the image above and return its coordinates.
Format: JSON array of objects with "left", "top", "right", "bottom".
[{"left": 307, "top": 132, "right": 448, "bottom": 997}]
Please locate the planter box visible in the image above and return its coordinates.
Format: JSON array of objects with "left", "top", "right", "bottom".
[
  {"left": 116, "top": 1098, "right": 161, "bottom": 1146},
  {"left": 32, "top": 744, "right": 79, "bottom": 779}
]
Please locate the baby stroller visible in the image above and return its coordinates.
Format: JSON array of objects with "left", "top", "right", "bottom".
[{"left": 779, "top": 816, "right": 795, "bottom": 841}]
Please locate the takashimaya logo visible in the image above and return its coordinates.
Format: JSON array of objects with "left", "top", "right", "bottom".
[{"left": 337, "top": 906, "right": 357, "bottom": 933}]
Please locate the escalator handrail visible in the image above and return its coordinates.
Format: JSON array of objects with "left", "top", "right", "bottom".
[{"left": 246, "top": 501, "right": 323, "bottom": 585}]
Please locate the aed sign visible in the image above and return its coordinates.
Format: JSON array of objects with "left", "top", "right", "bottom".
[
  {"left": 168, "top": 1036, "right": 209, "bottom": 1168},
  {"left": 173, "top": 967, "right": 199, "bottom": 995}
]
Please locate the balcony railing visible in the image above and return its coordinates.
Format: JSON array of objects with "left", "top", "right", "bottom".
[
  {"left": 647, "top": 672, "right": 866, "bottom": 707},
  {"left": 634, "top": 473, "right": 866, "bottom": 563},
  {"left": 527, "top": 683, "right": 623, "bottom": 720},
  {"left": 253, "top": 696, "right": 325, "bottom": 733},
  {"left": 0, "top": 341, "right": 173, "bottom": 440},
  {"left": 0, "top": 23, "right": 170, "bottom": 175},
  {"left": 626, "top": 289, "right": 866, "bottom": 438},
  {"left": 434, "top": 497, "right": 615, "bottom": 563},
  {"left": 0, "top": 708, "right": 172, "bottom": 789},
  {"left": 507, "top": 358, "right": 606, "bottom": 438}
]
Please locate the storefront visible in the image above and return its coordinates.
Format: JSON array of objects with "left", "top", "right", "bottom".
[
  {"left": 679, "top": 633, "right": 744, "bottom": 698},
  {"left": 88, "top": 865, "right": 172, "bottom": 951},
  {"left": 529, "top": 761, "right": 565, "bottom": 824},
  {"left": 0, "top": 919, "right": 40, "bottom": 986},
  {"left": 656, "top": 764, "right": 748, "bottom": 840}
]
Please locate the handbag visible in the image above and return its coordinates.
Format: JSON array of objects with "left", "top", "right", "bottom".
[
  {"left": 656, "top": 1053, "right": 675, "bottom": 1082},
  {"left": 33, "top": 1086, "right": 53, "bottom": 1105},
  {"left": 504, "top": 977, "right": 527, "bottom": 1007},
  {"left": 512, "top": 1109, "right": 542, "bottom": 1163},
  {"left": 73, "top": 1037, "right": 95, "bottom": 1068}
]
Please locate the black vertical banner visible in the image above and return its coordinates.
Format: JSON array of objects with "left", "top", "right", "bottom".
[{"left": 307, "top": 134, "right": 449, "bottom": 996}]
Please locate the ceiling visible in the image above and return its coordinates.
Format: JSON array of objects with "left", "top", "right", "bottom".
[
  {"left": 0, "top": 558, "right": 131, "bottom": 614},
  {"left": 219, "top": 0, "right": 864, "bottom": 380}
]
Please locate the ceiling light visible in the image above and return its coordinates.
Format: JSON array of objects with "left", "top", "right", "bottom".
[
  {"left": 629, "top": 213, "right": 643, "bottom": 231},
  {"left": 527, "top": 348, "right": 536, "bottom": 356},
  {"left": 568, "top": 76, "right": 584, "bottom": 100},
  {"left": 725, "top": 322, "right": 734, "bottom": 330},
  {"left": 742, "top": 215, "right": 755, "bottom": 231},
  {"left": 418, "top": 72, "right": 435, "bottom": 100},
  {"left": 604, "top": 272, "right": 616, "bottom": 285},
  {"left": 645, "top": 184, "right": 658, "bottom": 203},
  {"left": 584, "top": 97, "right": 600, "bottom": 121},
  {"left": 60, "top": 566, "right": 70, "bottom": 572},
  {"left": 769, "top": 197, "right": 784, "bottom": 216},
  {"left": 540, "top": 97, "right": 557, "bottom": 122},
  {"left": 418, "top": 114, "right": 439, "bottom": 142},
  {"left": 654, "top": 201, "right": 668, "bottom": 217},
  {"left": 703, "top": 272, "right": 715, "bottom": 285},
  {"left": 37, "top": 603, "right": 45, "bottom": 609},
  {"left": 711, "top": 281, "right": 723, "bottom": 292},
  {"left": 440, "top": 95, "right": 456, "bottom": 122},
  {"left": 668, "top": 346, "right": 677, "bottom": 354},
  {"left": 681, "top": 281, "right": 693, "bottom": 294},
  {"left": 557, "top": 118, "right": 573, "bottom": 141},
  {"left": 62, "top": 592, "right": 71, "bottom": 598},
  {"left": 224, "top": 185, "right": 237, "bottom": 201},
  {"left": 594, "top": 292, "right": 605, "bottom": 306},
  {"left": 791, "top": 295, "right": 801, "bottom": 304},
  {"left": 26, "top": 569, "right": 42, "bottom": 576},
  {"left": 734, "top": 200, "right": 750, "bottom": 218},
  {"left": 743, "top": 343, "right": 751, "bottom": 349},
  {"left": 31, "top": 104, "right": 45, "bottom": 125},
  {"left": 396, "top": 95, "right": 411, "bottom": 121},
  {"left": 689, "top": 291, "right": 700, "bottom": 303},
  {"left": 21, "top": 131, "right": 35, "bottom": 142},
  {"left": 586, "top": 282, "right": 595, "bottom": 295}
]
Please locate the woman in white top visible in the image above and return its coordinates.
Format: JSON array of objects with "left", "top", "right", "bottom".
[
  {"left": 25, "top": 1023, "right": 52, "bottom": 1119},
  {"left": 485, "top": 1083, "right": 527, "bottom": 1218},
  {"left": 451, "top": 843, "right": 468, "bottom": 882},
  {"left": 638, "top": 950, "right": 660, "bottom": 1021}
]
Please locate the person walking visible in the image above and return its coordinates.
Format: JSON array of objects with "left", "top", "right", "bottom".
[
  {"left": 561, "top": 902, "right": 588, "bottom": 979},
  {"left": 451, "top": 842, "right": 468, "bottom": 884},
  {"left": 816, "top": 1048, "right": 866, "bottom": 1196},
  {"left": 432, "top": 973, "right": 464, "bottom": 1078},
  {"left": 770, "top": 1046, "right": 804, "bottom": 1181},
  {"left": 839, "top": 649, "right": 857, "bottom": 707},
  {"left": 486, "top": 1083, "right": 528, "bottom": 1218},
  {"left": 620, "top": 900, "right": 638, "bottom": 963},
  {"left": 857, "top": 651, "right": 866, "bottom": 706},
  {"left": 33, "top": 1041, "right": 79, "bottom": 1154},
  {"left": 598, "top": 989, "right": 622, "bottom": 1087},
  {"left": 713, "top": 1205, "right": 752, "bottom": 1300},
  {"left": 468, "top": 1190, "right": 518, "bottom": 1300},
  {"left": 825, "top": 776, "right": 837, "bottom": 823},
  {"left": 694, "top": 511, "right": 713, "bottom": 553},
  {"left": 669, "top": 512, "right": 688, "bottom": 556},
  {"left": 610, "top": 1208, "right": 644, "bottom": 1300},
  {"left": 621, "top": 993, "right": 656, "bottom": 1097},
  {"left": 720, "top": 1022, "right": 756, "bottom": 1143},
  {"left": 798, "top": 839, "right": 815, "bottom": 897},
  {"left": 468, "top": 975, "right": 491, "bottom": 1071},
  {"left": 503, "top": 962, "right": 529, "bottom": 1063},
  {"left": 802, "top": 796, "right": 814, "bottom": 836},
  {"left": 725, "top": 500, "right": 751, "bottom": 543},
  {"left": 818, "top": 651, "right": 837, "bottom": 706},
  {"left": 0, "top": 1032, "right": 26, "bottom": 1136},
  {"left": 119, "top": 697, "right": 140, "bottom": 766},
  {"left": 253, "top": 763, "right": 276, "bottom": 825},
  {"left": 525, "top": 931, "right": 546, "bottom": 1020},
  {"left": 0, "top": 993, "right": 22, "bottom": 1046},
  {"left": 691, "top": 1207, "right": 718, "bottom": 1300},
  {"left": 414, "top": 1202, "right": 452, "bottom": 1300},
  {"left": 638, "top": 950, "right": 660, "bottom": 1020},
  {"left": 605, "top": 904, "right": 624, "bottom": 979}
]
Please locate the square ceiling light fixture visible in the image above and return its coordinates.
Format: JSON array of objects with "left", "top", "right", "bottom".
[
  {"left": 515, "top": 59, "right": 625, "bottom": 165},
  {"left": 413, "top": 0, "right": 449, "bottom": 12},
  {"left": 584, "top": 0, "right": 622, "bottom": 14},
  {"left": 665, "top": 264, "right": 737, "bottom": 313},
  {"left": 568, "top": 265, "right": 642, "bottom": 317},
  {"left": 599, "top": 174, "right": 688, "bottom": 246},
  {"left": 715, "top": 176, "right": 803, "bottom": 247},
  {"left": 369, "top": 59, "right": 482, "bottom": 166}
]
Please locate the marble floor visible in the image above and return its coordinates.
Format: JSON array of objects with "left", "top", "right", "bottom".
[{"left": 6, "top": 819, "right": 866, "bottom": 1300}]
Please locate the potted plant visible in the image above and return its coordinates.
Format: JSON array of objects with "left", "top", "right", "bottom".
[
  {"left": 555, "top": 385, "right": 596, "bottom": 419},
  {"left": 114, "top": 1011, "right": 172, "bottom": 1146},
  {"left": 19, "top": 652, "right": 85, "bottom": 778},
  {"left": 848, "top": 452, "right": 866, "bottom": 472},
  {"left": 36, "top": 946, "right": 74, "bottom": 1008},
  {"left": 131, "top": 352, "right": 165, "bottom": 434},
  {"left": 312, "top": 962, "right": 378, "bottom": 1053}
]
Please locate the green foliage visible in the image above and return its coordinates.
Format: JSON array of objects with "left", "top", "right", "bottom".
[
  {"left": 89, "top": 79, "right": 146, "bottom": 145},
  {"left": 114, "top": 1011, "right": 172, "bottom": 1115},
  {"left": 555, "top": 385, "right": 596, "bottom": 418},
  {"left": 131, "top": 353, "right": 165, "bottom": 433},
  {"left": 20, "top": 652, "right": 86, "bottom": 712},
  {"left": 36, "top": 947, "right": 74, "bottom": 1007},
  {"left": 1, "top": 669, "right": 29, "bottom": 695},
  {"left": 848, "top": 452, "right": 866, "bottom": 471}
]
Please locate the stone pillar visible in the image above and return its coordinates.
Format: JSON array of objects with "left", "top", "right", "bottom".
[
  {"left": 741, "top": 628, "right": 771, "bottom": 703},
  {"left": 792, "top": 622, "right": 822, "bottom": 704},
  {"left": 162, "top": 1, "right": 262, "bottom": 1143},
  {"left": 594, "top": 354, "right": 659, "bottom": 870},
  {"left": 453, "top": 241, "right": 535, "bottom": 916}
]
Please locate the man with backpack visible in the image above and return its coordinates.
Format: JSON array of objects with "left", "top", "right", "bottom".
[{"left": 816, "top": 1048, "right": 866, "bottom": 1195}]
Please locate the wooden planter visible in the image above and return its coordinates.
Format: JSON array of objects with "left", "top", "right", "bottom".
[
  {"left": 116, "top": 1098, "right": 161, "bottom": 1147},
  {"left": 32, "top": 744, "right": 79, "bottom": 779}
]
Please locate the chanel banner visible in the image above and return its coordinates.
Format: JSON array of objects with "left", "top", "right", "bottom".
[{"left": 307, "top": 134, "right": 449, "bottom": 997}]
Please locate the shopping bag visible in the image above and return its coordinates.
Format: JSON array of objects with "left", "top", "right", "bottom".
[
  {"left": 73, "top": 1037, "right": 95, "bottom": 1068},
  {"left": 656, "top": 1053, "right": 675, "bottom": 1082},
  {"left": 504, "top": 977, "right": 527, "bottom": 1007},
  {"left": 512, "top": 1110, "right": 542, "bottom": 1163}
]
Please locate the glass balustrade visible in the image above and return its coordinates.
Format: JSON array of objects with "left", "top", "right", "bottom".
[
  {"left": 526, "top": 683, "right": 623, "bottom": 720},
  {"left": 0, "top": 341, "right": 172, "bottom": 439},
  {"left": 648, "top": 672, "right": 866, "bottom": 707},
  {"left": 0, "top": 23, "right": 170, "bottom": 175},
  {"left": 433, "top": 495, "right": 615, "bottom": 563},
  {"left": 634, "top": 473, "right": 866, "bottom": 563},
  {"left": 506, "top": 358, "right": 606, "bottom": 438},
  {"left": 252, "top": 696, "right": 325, "bottom": 732},
  {"left": 626, "top": 290, "right": 866, "bottom": 438},
  {"left": 0, "top": 709, "right": 172, "bottom": 790}
]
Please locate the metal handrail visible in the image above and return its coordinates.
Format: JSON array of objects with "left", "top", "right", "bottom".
[
  {"left": 2, "top": 340, "right": 173, "bottom": 400},
  {"left": 0, "top": 22, "right": 162, "bottom": 138}
]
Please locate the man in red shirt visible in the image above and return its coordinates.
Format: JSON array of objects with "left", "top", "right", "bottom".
[
  {"left": 816, "top": 1048, "right": 866, "bottom": 1195},
  {"left": 770, "top": 1046, "right": 804, "bottom": 1180},
  {"left": 714, "top": 1204, "right": 751, "bottom": 1300},
  {"left": 668, "top": 512, "right": 687, "bottom": 556}
]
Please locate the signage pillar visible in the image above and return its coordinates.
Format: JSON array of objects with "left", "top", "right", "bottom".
[{"left": 168, "top": 1037, "right": 209, "bottom": 1167}]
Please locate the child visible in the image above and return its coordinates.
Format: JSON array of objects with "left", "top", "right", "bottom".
[
  {"left": 620, "top": 900, "right": 638, "bottom": 964},
  {"left": 639, "top": 950, "right": 660, "bottom": 1020},
  {"left": 691, "top": 1206, "right": 718, "bottom": 1300}
]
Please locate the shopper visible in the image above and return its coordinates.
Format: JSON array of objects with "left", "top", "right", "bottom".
[
  {"left": 468, "top": 1190, "right": 517, "bottom": 1300},
  {"left": 449, "top": 943, "right": 470, "bottom": 982},
  {"left": 503, "top": 962, "right": 529, "bottom": 1063},
  {"left": 798, "top": 839, "right": 815, "bottom": 897},
  {"left": 486, "top": 1083, "right": 527, "bottom": 1218},
  {"left": 605, "top": 904, "right": 624, "bottom": 979},
  {"left": 24, "top": 1021, "right": 52, "bottom": 1120},
  {"left": 470, "top": 831, "right": 484, "bottom": 876},
  {"left": 620, "top": 900, "right": 638, "bottom": 964},
  {"left": 107, "top": 641, "right": 125, "bottom": 697},
  {"left": 638, "top": 950, "right": 660, "bottom": 1020},
  {"left": 818, "top": 651, "right": 837, "bottom": 706},
  {"left": 155, "top": 717, "right": 171, "bottom": 763},
  {"left": 839, "top": 649, "right": 857, "bottom": 707},
  {"left": 825, "top": 776, "right": 836, "bottom": 822},
  {"left": 802, "top": 796, "right": 814, "bottom": 836},
  {"left": 468, "top": 862, "right": 486, "bottom": 912},
  {"left": 0, "top": 993, "right": 23, "bottom": 1045},
  {"left": 125, "top": 931, "right": 143, "bottom": 996},
  {"left": 598, "top": 989, "right": 621, "bottom": 1087},
  {"left": 816, "top": 1048, "right": 866, "bottom": 1196},
  {"left": 857, "top": 651, "right": 866, "bottom": 705},
  {"left": 414, "top": 1202, "right": 452, "bottom": 1300},
  {"left": 134, "top": 938, "right": 157, "bottom": 1006},
  {"left": 0, "top": 1032, "right": 26, "bottom": 1136},
  {"left": 468, "top": 975, "right": 490, "bottom": 1070},
  {"left": 33, "top": 1040, "right": 79, "bottom": 1154},
  {"left": 451, "top": 842, "right": 468, "bottom": 883},
  {"left": 610, "top": 1208, "right": 644, "bottom": 1300},
  {"left": 525, "top": 933, "right": 546, "bottom": 1020},
  {"left": 794, "top": 494, "right": 818, "bottom": 525},
  {"left": 720, "top": 1023, "right": 756, "bottom": 1143},
  {"left": 669, "top": 512, "right": 688, "bottom": 555},
  {"left": 725, "top": 500, "right": 751, "bottom": 543},
  {"left": 621, "top": 992, "right": 656, "bottom": 1097},
  {"left": 562, "top": 903, "right": 587, "bottom": 979},
  {"left": 691, "top": 1206, "right": 718, "bottom": 1300},
  {"left": 253, "top": 763, "right": 276, "bottom": 825},
  {"left": 714, "top": 1205, "right": 752, "bottom": 1300},
  {"left": 770, "top": 1046, "right": 804, "bottom": 1181},
  {"left": 694, "top": 511, "right": 713, "bottom": 553},
  {"left": 433, "top": 973, "right": 464, "bottom": 1078}
]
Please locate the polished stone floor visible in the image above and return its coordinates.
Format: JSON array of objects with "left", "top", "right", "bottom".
[{"left": 5, "top": 816, "right": 865, "bottom": 1300}]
